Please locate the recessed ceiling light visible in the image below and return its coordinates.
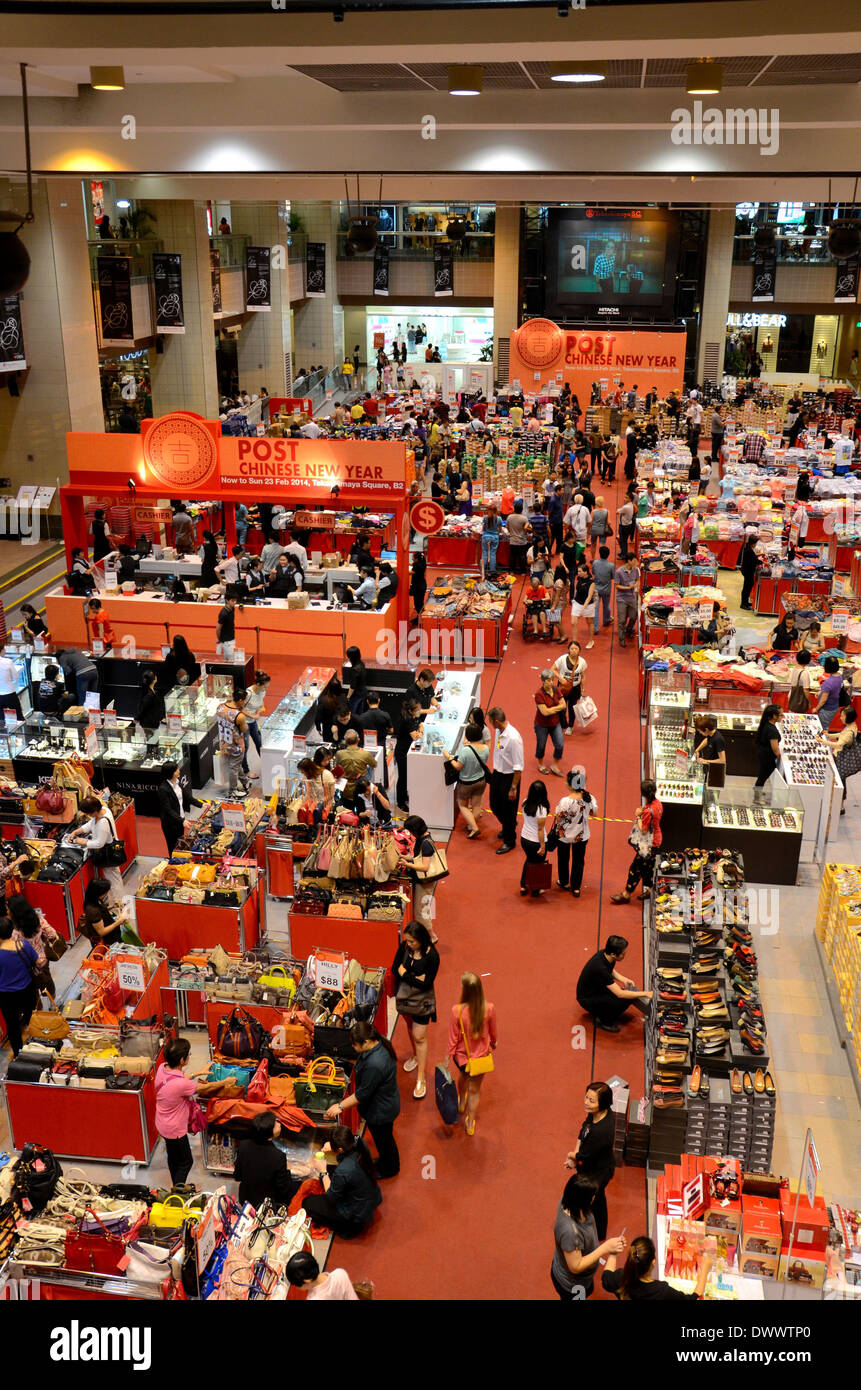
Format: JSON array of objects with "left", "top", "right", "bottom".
[
  {"left": 116, "top": 199, "right": 131, "bottom": 209},
  {"left": 686, "top": 60, "right": 722, "bottom": 95},
  {"left": 449, "top": 65, "right": 482, "bottom": 96},
  {"left": 549, "top": 61, "right": 607, "bottom": 83},
  {"left": 90, "top": 66, "right": 125, "bottom": 91}
]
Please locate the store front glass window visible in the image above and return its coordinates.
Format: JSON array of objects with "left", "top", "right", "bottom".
[
  {"left": 99, "top": 350, "right": 152, "bottom": 432},
  {"left": 365, "top": 307, "right": 493, "bottom": 366}
]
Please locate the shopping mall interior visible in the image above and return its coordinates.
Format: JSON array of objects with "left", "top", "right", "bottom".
[{"left": 0, "top": 0, "right": 859, "bottom": 1326}]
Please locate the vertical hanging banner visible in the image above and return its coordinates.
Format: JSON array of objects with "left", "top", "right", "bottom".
[
  {"left": 434, "top": 243, "right": 454, "bottom": 297},
  {"left": 834, "top": 257, "right": 860, "bottom": 304},
  {"left": 210, "top": 247, "right": 223, "bottom": 315},
  {"left": 752, "top": 247, "right": 777, "bottom": 303},
  {"left": 245, "top": 246, "right": 271, "bottom": 312},
  {"left": 152, "top": 253, "right": 185, "bottom": 335},
  {"left": 373, "top": 244, "right": 390, "bottom": 297},
  {"left": 305, "top": 242, "right": 326, "bottom": 298},
  {"left": 0, "top": 294, "right": 26, "bottom": 373},
  {"left": 97, "top": 255, "right": 134, "bottom": 345}
]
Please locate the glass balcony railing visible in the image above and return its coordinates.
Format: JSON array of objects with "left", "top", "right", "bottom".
[
  {"left": 209, "top": 233, "right": 250, "bottom": 268},
  {"left": 336, "top": 229, "right": 494, "bottom": 261},
  {"left": 88, "top": 238, "right": 164, "bottom": 278},
  {"left": 733, "top": 235, "right": 835, "bottom": 266}
]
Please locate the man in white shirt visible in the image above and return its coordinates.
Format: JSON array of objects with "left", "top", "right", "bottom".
[
  {"left": 488, "top": 705, "right": 524, "bottom": 854},
  {"left": 283, "top": 532, "right": 308, "bottom": 570},
  {"left": 685, "top": 395, "right": 704, "bottom": 453},
  {"left": 300, "top": 418, "right": 323, "bottom": 438},
  {"left": 0, "top": 654, "right": 22, "bottom": 717},
  {"left": 564, "top": 494, "right": 591, "bottom": 543},
  {"left": 349, "top": 568, "right": 378, "bottom": 608}
]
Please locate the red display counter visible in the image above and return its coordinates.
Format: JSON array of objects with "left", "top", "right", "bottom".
[
  {"left": 136, "top": 887, "right": 260, "bottom": 960},
  {"left": 828, "top": 535, "right": 856, "bottom": 572},
  {"left": 806, "top": 516, "right": 827, "bottom": 544},
  {"left": 289, "top": 911, "right": 403, "bottom": 965},
  {"left": 3, "top": 1062, "right": 160, "bottom": 1162},
  {"left": 701, "top": 537, "right": 742, "bottom": 569},
  {"left": 425, "top": 535, "right": 512, "bottom": 570},
  {"left": 850, "top": 549, "right": 861, "bottom": 598},
  {"left": 21, "top": 802, "right": 138, "bottom": 940},
  {"left": 204, "top": 989, "right": 387, "bottom": 1054},
  {"left": 417, "top": 590, "right": 512, "bottom": 662},
  {"left": 753, "top": 574, "right": 833, "bottom": 617},
  {"left": 132, "top": 953, "right": 170, "bottom": 1023}
]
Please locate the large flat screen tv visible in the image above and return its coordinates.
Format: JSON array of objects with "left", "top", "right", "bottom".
[{"left": 546, "top": 207, "right": 680, "bottom": 320}]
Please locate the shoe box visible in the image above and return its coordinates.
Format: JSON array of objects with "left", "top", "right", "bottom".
[
  {"left": 778, "top": 1187, "right": 830, "bottom": 1257},
  {"left": 624, "top": 1096, "right": 651, "bottom": 1167},
  {"left": 778, "top": 1252, "right": 827, "bottom": 1290},
  {"left": 740, "top": 1195, "right": 783, "bottom": 1260},
  {"left": 738, "top": 1251, "right": 780, "bottom": 1279},
  {"left": 607, "top": 1076, "right": 630, "bottom": 1165},
  {"left": 649, "top": 1108, "right": 688, "bottom": 1167},
  {"left": 656, "top": 938, "right": 692, "bottom": 970}
]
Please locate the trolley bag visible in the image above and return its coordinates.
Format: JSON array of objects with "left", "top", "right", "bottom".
[
  {"left": 216, "top": 1006, "right": 265, "bottom": 1060},
  {"left": 434, "top": 1062, "right": 459, "bottom": 1126},
  {"left": 524, "top": 858, "right": 553, "bottom": 894}
]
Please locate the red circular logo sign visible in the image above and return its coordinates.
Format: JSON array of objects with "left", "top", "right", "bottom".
[
  {"left": 410, "top": 500, "right": 446, "bottom": 536},
  {"left": 142, "top": 412, "right": 218, "bottom": 492},
  {"left": 514, "top": 317, "right": 563, "bottom": 370}
]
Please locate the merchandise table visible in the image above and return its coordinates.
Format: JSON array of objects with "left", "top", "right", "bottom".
[
  {"left": 202, "top": 988, "right": 389, "bottom": 1054},
  {"left": 95, "top": 649, "right": 255, "bottom": 718},
  {"left": 752, "top": 573, "right": 833, "bottom": 617},
  {"left": 136, "top": 887, "right": 260, "bottom": 960},
  {"left": 2, "top": 1053, "right": 162, "bottom": 1163},
  {"left": 289, "top": 910, "right": 404, "bottom": 964},
  {"left": 417, "top": 591, "right": 511, "bottom": 663},
  {"left": 44, "top": 588, "right": 397, "bottom": 666},
  {"left": 701, "top": 537, "right": 743, "bottom": 569},
  {"left": 258, "top": 665, "right": 336, "bottom": 795},
  {"left": 425, "top": 534, "right": 512, "bottom": 569}
]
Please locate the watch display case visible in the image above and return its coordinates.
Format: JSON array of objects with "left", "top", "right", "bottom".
[
  {"left": 777, "top": 712, "right": 843, "bottom": 863},
  {"left": 701, "top": 785, "right": 804, "bottom": 884},
  {"left": 646, "top": 673, "right": 702, "bottom": 849},
  {"left": 689, "top": 693, "right": 765, "bottom": 777},
  {"left": 406, "top": 671, "right": 483, "bottom": 832},
  {"left": 1, "top": 645, "right": 33, "bottom": 715},
  {"left": 259, "top": 667, "right": 336, "bottom": 795},
  {"left": 649, "top": 670, "right": 692, "bottom": 712}
]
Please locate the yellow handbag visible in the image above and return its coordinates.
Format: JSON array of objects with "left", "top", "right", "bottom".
[
  {"left": 149, "top": 1194, "right": 202, "bottom": 1229},
  {"left": 459, "top": 1006, "right": 494, "bottom": 1076},
  {"left": 256, "top": 965, "right": 296, "bottom": 998}
]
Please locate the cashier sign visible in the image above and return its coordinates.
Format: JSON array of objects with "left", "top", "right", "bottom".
[{"left": 109, "top": 413, "right": 413, "bottom": 501}]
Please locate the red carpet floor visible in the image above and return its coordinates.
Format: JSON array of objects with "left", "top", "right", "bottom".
[{"left": 328, "top": 470, "right": 651, "bottom": 1300}]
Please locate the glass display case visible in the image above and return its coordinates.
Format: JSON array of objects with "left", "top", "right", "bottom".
[
  {"left": 143, "top": 731, "right": 186, "bottom": 770},
  {"left": 649, "top": 670, "right": 692, "bottom": 713},
  {"left": 702, "top": 784, "right": 804, "bottom": 884},
  {"left": 406, "top": 670, "right": 483, "bottom": 832},
  {"left": 0, "top": 729, "right": 27, "bottom": 762},
  {"left": 97, "top": 724, "right": 147, "bottom": 767},
  {"left": 259, "top": 667, "right": 336, "bottom": 795},
  {"left": 17, "top": 719, "right": 89, "bottom": 762},
  {"left": 2, "top": 644, "right": 33, "bottom": 714},
  {"left": 419, "top": 674, "right": 477, "bottom": 755}
]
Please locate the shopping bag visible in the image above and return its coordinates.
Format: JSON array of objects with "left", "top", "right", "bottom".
[
  {"left": 524, "top": 858, "right": 553, "bottom": 893},
  {"left": 434, "top": 1063, "right": 459, "bottom": 1125},
  {"left": 574, "top": 696, "right": 598, "bottom": 729}
]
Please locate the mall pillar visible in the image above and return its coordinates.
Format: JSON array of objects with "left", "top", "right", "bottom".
[
  {"left": 696, "top": 208, "right": 736, "bottom": 386},
  {"left": 229, "top": 203, "right": 292, "bottom": 397},
  {"left": 291, "top": 203, "right": 344, "bottom": 374},
  {"left": 0, "top": 177, "right": 103, "bottom": 505},
  {"left": 492, "top": 204, "right": 521, "bottom": 384},
  {"left": 147, "top": 201, "right": 219, "bottom": 420}
]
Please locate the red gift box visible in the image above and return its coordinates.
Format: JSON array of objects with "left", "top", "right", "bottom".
[{"left": 779, "top": 1188, "right": 830, "bottom": 1256}]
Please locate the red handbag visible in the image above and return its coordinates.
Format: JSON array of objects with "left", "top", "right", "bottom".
[
  {"left": 35, "top": 781, "right": 66, "bottom": 815},
  {"left": 246, "top": 1058, "right": 269, "bottom": 1103},
  {"left": 524, "top": 858, "right": 553, "bottom": 893},
  {"left": 65, "top": 1208, "right": 140, "bottom": 1275}
]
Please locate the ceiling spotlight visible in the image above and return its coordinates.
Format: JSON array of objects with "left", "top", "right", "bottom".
[
  {"left": 686, "top": 60, "right": 722, "bottom": 95},
  {"left": 448, "top": 65, "right": 482, "bottom": 96},
  {"left": 333, "top": 5, "right": 344, "bottom": 20},
  {"left": 557, "top": 2, "right": 570, "bottom": 14},
  {"left": 549, "top": 61, "right": 607, "bottom": 83},
  {"left": 90, "top": 66, "right": 125, "bottom": 91},
  {"left": 116, "top": 199, "right": 131, "bottom": 209}
]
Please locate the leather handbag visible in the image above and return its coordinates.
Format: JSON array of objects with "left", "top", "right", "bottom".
[
  {"left": 35, "top": 781, "right": 66, "bottom": 815},
  {"left": 43, "top": 933, "right": 68, "bottom": 963},
  {"left": 125, "top": 1239, "right": 177, "bottom": 1285},
  {"left": 28, "top": 1010, "right": 70, "bottom": 1043},
  {"left": 395, "top": 981, "right": 435, "bottom": 1018},
  {"left": 65, "top": 1213, "right": 130, "bottom": 1275},
  {"left": 256, "top": 965, "right": 296, "bottom": 998},
  {"left": 293, "top": 1055, "right": 347, "bottom": 1110},
  {"left": 149, "top": 1193, "right": 205, "bottom": 1229},
  {"left": 246, "top": 1058, "right": 270, "bottom": 1103},
  {"left": 216, "top": 1006, "right": 265, "bottom": 1060},
  {"left": 266, "top": 1074, "right": 296, "bottom": 1104}
]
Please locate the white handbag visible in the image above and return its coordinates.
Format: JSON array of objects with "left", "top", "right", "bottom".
[
  {"left": 574, "top": 695, "right": 598, "bottom": 729},
  {"left": 125, "top": 1240, "right": 176, "bottom": 1285}
]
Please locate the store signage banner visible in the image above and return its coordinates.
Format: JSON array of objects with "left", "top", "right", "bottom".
[
  {"left": 97, "top": 255, "right": 134, "bottom": 346},
  {"left": 0, "top": 293, "right": 26, "bottom": 373},
  {"left": 834, "top": 256, "right": 860, "bottom": 304},
  {"left": 210, "top": 248, "right": 223, "bottom": 315},
  {"left": 752, "top": 248, "right": 777, "bottom": 302},
  {"left": 373, "top": 244, "right": 390, "bottom": 297},
  {"left": 152, "top": 253, "right": 185, "bottom": 335},
  {"left": 245, "top": 246, "right": 271, "bottom": 312},
  {"left": 434, "top": 243, "right": 454, "bottom": 297},
  {"left": 306, "top": 242, "right": 326, "bottom": 298},
  {"left": 508, "top": 320, "right": 685, "bottom": 405}
]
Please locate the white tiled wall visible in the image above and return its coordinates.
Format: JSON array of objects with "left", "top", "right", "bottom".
[
  {"left": 697, "top": 208, "right": 736, "bottom": 384},
  {"left": 230, "top": 203, "right": 292, "bottom": 397},
  {"left": 148, "top": 201, "right": 219, "bottom": 419}
]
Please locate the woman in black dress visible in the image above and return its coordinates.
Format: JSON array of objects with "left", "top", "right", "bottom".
[
  {"left": 200, "top": 529, "right": 219, "bottom": 587},
  {"left": 410, "top": 553, "right": 427, "bottom": 618},
  {"left": 90, "top": 509, "right": 111, "bottom": 562},
  {"left": 393, "top": 697, "right": 424, "bottom": 812},
  {"left": 739, "top": 534, "right": 761, "bottom": 611},
  {"left": 754, "top": 703, "right": 782, "bottom": 791},
  {"left": 136, "top": 667, "right": 165, "bottom": 732},
  {"left": 565, "top": 1080, "right": 615, "bottom": 1240}
]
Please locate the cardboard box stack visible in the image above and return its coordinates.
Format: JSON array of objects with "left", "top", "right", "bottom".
[{"left": 817, "top": 863, "right": 861, "bottom": 1081}]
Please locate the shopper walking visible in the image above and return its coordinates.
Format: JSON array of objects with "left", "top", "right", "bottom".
[
  {"left": 588, "top": 496, "right": 610, "bottom": 560},
  {"left": 217, "top": 689, "right": 250, "bottom": 797},
  {"left": 533, "top": 670, "right": 566, "bottom": 778},
  {"left": 610, "top": 779, "right": 663, "bottom": 903},
  {"left": 443, "top": 721, "right": 489, "bottom": 839},
  {"left": 233, "top": 1113, "right": 299, "bottom": 1209},
  {"left": 519, "top": 778, "right": 549, "bottom": 898},
  {"left": 592, "top": 545, "right": 615, "bottom": 635},
  {"left": 447, "top": 972, "right": 497, "bottom": 1137},
  {"left": 564, "top": 1081, "right": 616, "bottom": 1240},
  {"left": 326, "top": 1022, "right": 401, "bottom": 1177},
  {"left": 814, "top": 655, "right": 844, "bottom": 731},
  {"left": 552, "top": 767, "right": 596, "bottom": 897},
  {"left": 575, "top": 935, "right": 652, "bottom": 1034},
  {"left": 552, "top": 639, "right": 588, "bottom": 736},
  {"left": 68, "top": 794, "right": 124, "bottom": 903},
  {"left": 157, "top": 761, "right": 203, "bottom": 859},
  {"left": 603, "top": 1237, "right": 714, "bottom": 1300},
  {"left": 391, "top": 922, "right": 439, "bottom": 1100},
  {"left": 241, "top": 670, "right": 270, "bottom": 776},
  {"left": 570, "top": 560, "right": 596, "bottom": 650},
  {"left": 614, "top": 556, "right": 640, "bottom": 647},
  {"left": 155, "top": 1037, "right": 211, "bottom": 1187},
  {"left": 754, "top": 703, "right": 783, "bottom": 792},
  {"left": 304, "top": 1127, "right": 381, "bottom": 1238},
  {"left": 0, "top": 915, "right": 38, "bottom": 1055},
  {"left": 551, "top": 1174, "right": 626, "bottom": 1301},
  {"left": 481, "top": 504, "right": 502, "bottom": 577},
  {"left": 488, "top": 706, "right": 524, "bottom": 855}
]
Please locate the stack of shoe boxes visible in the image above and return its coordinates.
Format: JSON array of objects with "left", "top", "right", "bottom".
[
  {"left": 728, "top": 1077, "right": 753, "bottom": 1163},
  {"left": 749, "top": 1081, "right": 776, "bottom": 1171},
  {"left": 684, "top": 1075, "right": 709, "bottom": 1156},
  {"left": 625, "top": 1096, "right": 651, "bottom": 1167},
  {"left": 606, "top": 1074, "right": 630, "bottom": 1168},
  {"left": 704, "top": 1078, "right": 732, "bottom": 1158}
]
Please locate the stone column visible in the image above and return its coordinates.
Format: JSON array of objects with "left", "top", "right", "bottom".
[
  {"left": 696, "top": 209, "right": 735, "bottom": 385},
  {"left": 492, "top": 203, "right": 521, "bottom": 383},
  {"left": 147, "top": 201, "right": 219, "bottom": 419},
  {"left": 291, "top": 202, "right": 343, "bottom": 373},
  {"left": 229, "top": 202, "right": 292, "bottom": 398}
]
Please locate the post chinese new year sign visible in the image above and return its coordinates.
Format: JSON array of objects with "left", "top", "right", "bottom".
[{"left": 508, "top": 318, "right": 685, "bottom": 400}]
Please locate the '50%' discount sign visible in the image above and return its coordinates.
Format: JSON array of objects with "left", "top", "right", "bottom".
[{"left": 410, "top": 499, "right": 446, "bottom": 536}]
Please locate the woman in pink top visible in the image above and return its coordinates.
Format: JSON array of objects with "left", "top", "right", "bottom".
[
  {"left": 155, "top": 1037, "right": 212, "bottom": 1187},
  {"left": 446, "top": 972, "right": 497, "bottom": 1137}
]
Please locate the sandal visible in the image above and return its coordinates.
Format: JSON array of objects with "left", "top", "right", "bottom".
[
  {"left": 465, "top": 1117, "right": 476, "bottom": 1136},
  {"left": 413, "top": 1081, "right": 427, "bottom": 1099},
  {"left": 466, "top": 828, "right": 481, "bottom": 839},
  {"left": 538, "top": 766, "right": 551, "bottom": 774},
  {"left": 610, "top": 893, "right": 630, "bottom": 904}
]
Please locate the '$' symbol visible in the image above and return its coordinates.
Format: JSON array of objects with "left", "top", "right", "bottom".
[{"left": 416, "top": 503, "right": 436, "bottom": 529}]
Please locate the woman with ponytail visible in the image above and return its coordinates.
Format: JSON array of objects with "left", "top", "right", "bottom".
[
  {"left": 603, "top": 1235, "right": 714, "bottom": 1300},
  {"left": 324, "top": 1022, "right": 401, "bottom": 1178},
  {"left": 446, "top": 972, "right": 498, "bottom": 1136},
  {"left": 303, "top": 1126, "right": 382, "bottom": 1238}
]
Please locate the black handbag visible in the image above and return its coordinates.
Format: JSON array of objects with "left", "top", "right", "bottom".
[
  {"left": 13, "top": 1143, "right": 62, "bottom": 1212},
  {"left": 443, "top": 758, "right": 460, "bottom": 786},
  {"left": 835, "top": 736, "right": 861, "bottom": 782},
  {"left": 545, "top": 825, "right": 559, "bottom": 852},
  {"left": 94, "top": 838, "right": 126, "bottom": 868}
]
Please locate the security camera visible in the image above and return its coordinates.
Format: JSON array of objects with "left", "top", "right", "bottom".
[
  {"left": 333, "top": 5, "right": 344, "bottom": 20},
  {"left": 557, "top": 2, "right": 570, "bottom": 14}
]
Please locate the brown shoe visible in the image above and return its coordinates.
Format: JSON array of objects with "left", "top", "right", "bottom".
[
  {"left": 754, "top": 1068, "right": 765, "bottom": 1093},
  {"left": 610, "top": 893, "right": 631, "bottom": 904},
  {"left": 690, "top": 1064, "right": 702, "bottom": 1095},
  {"left": 731, "top": 1068, "right": 742, "bottom": 1094}
]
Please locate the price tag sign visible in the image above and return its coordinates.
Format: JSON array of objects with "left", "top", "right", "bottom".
[
  {"left": 103, "top": 710, "right": 118, "bottom": 728},
  {"left": 196, "top": 1206, "right": 217, "bottom": 1275},
  {"left": 292, "top": 734, "right": 307, "bottom": 755},
  {"left": 697, "top": 602, "right": 713, "bottom": 625},
  {"left": 364, "top": 732, "right": 378, "bottom": 750},
  {"left": 832, "top": 606, "right": 850, "bottom": 634},
  {"left": 104, "top": 570, "right": 118, "bottom": 590},
  {"left": 89, "top": 710, "right": 103, "bottom": 728},
  {"left": 116, "top": 958, "right": 145, "bottom": 993},
  {"left": 10, "top": 627, "right": 23, "bottom": 643},
  {"left": 84, "top": 723, "right": 99, "bottom": 759},
  {"left": 161, "top": 645, "right": 171, "bottom": 659},
  {"left": 91, "top": 639, "right": 104, "bottom": 656},
  {"left": 220, "top": 802, "right": 247, "bottom": 833},
  {"left": 312, "top": 950, "right": 347, "bottom": 992},
  {"left": 84, "top": 691, "right": 101, "bottom": 711},
  {"left": 167, "top": 714, "right": 184, "bottom": 735},
  {"left": 233, "top": 649, "right": 246, "bottom": 664},
  {"left": 674, "top": 748, "right": 689, "bottom": 775},
  {"left": 34, "top": 637, "right": 46, "bottom": 653}
]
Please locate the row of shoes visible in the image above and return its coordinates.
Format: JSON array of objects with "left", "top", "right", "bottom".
[{"left": 731, "top": 1067, "right": 774, "bottom": 1095}]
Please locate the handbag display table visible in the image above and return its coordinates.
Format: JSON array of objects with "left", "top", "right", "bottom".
[
  {"left": 135, "top": 886, "right": 261, "bottom": 960},
  {"left": 2, "top": 1063, "right": 161, "bottom": 1163},
  {"left": 289, "top": 910, "right": 404, "bottom": 966}
]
